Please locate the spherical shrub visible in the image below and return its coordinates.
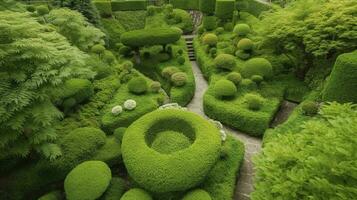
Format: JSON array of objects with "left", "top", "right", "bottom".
[
  {"left": 122, "top": 61, "right": 134, "bottom": 71},
  {"left": 214, "top": 54, "right": 236, "bottom": 71},
  {"left": 182, "top": 189, "right": 212, "bottom": 200},
  {"left": 119, "top": 46, "right": 132, "bottom": 56},
  {"left": 150, "top": 81, "right": 161, "bottom": 93},
  {"left": 111, "top": 105, "right": 123, "bottom": 116},
  {"left": 227, "top": 72, "right": 242, "bottom": 85},
  {"left": 121, "top": 188, "right": 152, "bottom": 200},
  {"left": 64, "top": 161, "right": 111, "bottom": 200},
  {"left": 124, "top": 99, "right": 137, "bottom": 111},
  {"left": 251, "top": 75, "right": 263, "bottom": 86},
  {"left": 121, "top": 109, "right": 222, "bottom": 193},
  {"left": 233, "top": 24, "right": 251, "bottom": 37},
  {"left": 235, "top": 50, "right": 251, "bottom": 60},
  {"left": 301, "top": 101, "right": 319, "bottom": 116},
  {"left": 128, "top": 77, "right": 148, "bottom": 94},
  {"left": 244, "top": 93, "right": 265, "bottom": 111},
  {"left": 241, "top": 78, "right": 257, "bottom": 90},
  {"left": 26, "top": 5, "right": 36, "bottom": 12},
  {"left": 103, "top": 50, "right": 115, "bottom": 64},
  {"left": 63, "top": 78, "right": 94, "bottom": 105},
  {"left": 215, "top": 27, "right": 224, "bottom": 35},
  {"left": 237, "top": 38, "right": 254, "bottom": 51},
  {"left": 36, "top": 5, "right": 49, "bottom": 16},
  {"left": 91, "top": 44, "right": 106, "bottom": 55},
  {"left": 177, "top": 49, "right": 184, "bottom": 55},
  {"left": 171, "top": 72, "right": 188, "bottom": 87},
  {"left": 161, "top": 66, "right": 180, "bottom": 79},
  {"left": 213, "top": 80, "right": 237, "bottom": 99},
  {"left": 202, "top": 33, "right": 218, "bottom": 47},
  {"left": 177, "top": 56, "right": 185, "bottom": 65},
  {"left": 242, "top": 58, "right": 273, "bottom": 79}
]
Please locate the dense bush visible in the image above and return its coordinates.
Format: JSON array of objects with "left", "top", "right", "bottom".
[
  {"left": 64, "top": 161, "right": 111, "bottom": 200},
  {"left": 177, "top": 55, "right": 186, "bottom": 65},
  {"left": 36, "top": 5, "right": 49, "bottom": 16},
  {"left": 202, "top": 33, "right": 218, "bottom": 47},
  {"left": 214, "top": 54, "right": 236, "bottom": 71},
  {"left": 237, "top": 38, "right": 254, "bottom": 51},
  {"left": 182, "top": 189, "right": 212, "bottom": 200},
  {"left": 244, "top": 93, "right": 265, "bottom": 111},
  {"left": 93, "top": 0, "right": 112, "bottom": 17},
  {"left": 121, "top": 109, "right": 221, "bottom": 193},
  {"left": 227, "top": 72, "right": 242, "bottom": 85},
  {"left": 236, "top": 50, "right": 251, "bottom": 60},
  {"left": 60, "top": 79, "right": 94, "bottom": 111},
  {"left": 151, "top": 131, "right": 192, "bottom": 154},
  {"left": 251, "top": 75, "right": 263, "bottom": 86},
  {"left": 322, "top": 51, "right": 357, "bottom": 103},
  {"left": 121, "top": 188, "right": 152, "bottom": 200},
  {"left": 128, "top": 77, "right": 148, "bottom": 94},
  {"left": 215, "top": 0, "right": 235, "bottom": 20},
  {"left": 150, "top": 81, "right": 162, "bottom": 93},
  {"left": 253, "top": 102, "right": 357, "bottom": 200},
  {"left": 199, "top": 0, "right": 216, "bottom": 14},
  {"left": 301, "top": 101, "right": 319, "bottom": 116},
  {"left": 233, "top": 24, "right": 251, "bottom": 37},
  {"left": 241, "top": 78, "right": 257, "bottom": 90},
  {"left": 213, "top": 80, "right": 237, "bottom": 99},
  {"left": 171, "top": 72, "right": 188, "bottom": 87},
  {"left": 91, "top": 44, "right": 106, "bottom": 55},
  {"left": 111, "top": 0, "right": 147, "bottom": 11},
  {"left": 241, "top": 58, "right": 273, "bottom": 79},
  {"left": 162, "top": 66, "right": 181, "bottom": 79},
  {"left": 202, "top": 16, "right": 217, "bottom": 31}
]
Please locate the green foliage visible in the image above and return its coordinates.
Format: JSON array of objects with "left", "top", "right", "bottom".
[
  {"left": 93, "top": 0, "right": 112, "bottom": 17},
  {"left": 121, "top": 188, "right": 152, "bottom": 200},
  {"left": 202, "top": 16, "right": 217, "bottom": 31},
  {"left": 64, "top": 161, "right": 111, "bottom": 200},
  {"left": 233, "top": 24, "right": 251, "bottom": 37},
  {"left": 121, "top": 109, "right": 221, "bottom": 193},
  {"left": 38, "top": 190, "right": 63, "bottom": 200},
  {"left": 48, "top": 8, "right": 105, "bottom": 51},
  {"left": 177, "top": 56, "right": 186, "bottom": 65},
  {"left": 91, "top": 44, "right": 106, "bottom": 54},
  {"left": 213, "top": 80, "right": 237, "bottom": 99},
  {"left": 215, "top": 0, "right": 235, "bottom": 20},
  {"left": 171, "top": 72, "right": 188, "bottom": 87},
  {"left": 121, "top": 28, "right": 182, "bottom": 48},
  {"left": 199, "top": 0, "right": 216, "bottom": 14},
  {"left": 202, "top": 33, "right": 218, "bottom": 47},
  {"left": 170, "top": 0, "right": 200, "bottom": 10},
  {"left": 167, "top": 9, "right": 193, "bottom": 34},
  {"left": 253, "top": 102, "right": 357, "bottom": 200},
  {"left": 251, "top": 75, "right": 263, "bottom": 86},
  {"left": 111, "top": 0, "right": 148, "bottom": 11},
  {"left": 322, "top": 51, "right": 357, "bottom": 103},
  {"left": 241, "top": 58, "right": 273, "bottom": 79},
  {"left": 101, "top": 177, "right": 126, "bottom": 200},
  {"left": 227, "top": 72, "right": 242, "bottom": 85},
  {"left": 36, "top": 5, "right": 49, "bottom": 16},
  {"left": 236, "top": 0, "right": 249, "bottom": 12},
  {"left": 237, "top": 38, "right": 254, "bottom": 51},
  {"left": 113, "top": 10, "right": 147, "bottom": 31},
  {"left": 214, "top": 54, "right": 236, "bottom": 71},
  {"left": 162, "top": 66, "right": 181, "bottom": 79},
  {"left": 128, "top": 77, "right": 148, "bottom": 94},
  {"left": 182, "top": 189, "right": 212, "bottom": 200},
  {"left": 0, "top": 11, "right": 92, "bottom": 160},
  {"left": 150, "top": 81, "right": 162, "bottom": 93},
  {"left": 244, "top": 93, "right": 265, "bottom": 111},
  {"left": 151, "top": 131, "right": 192, "bottom": 154},
  {"left": 301, "top": 101, "right": 319, "bottom": 116}
]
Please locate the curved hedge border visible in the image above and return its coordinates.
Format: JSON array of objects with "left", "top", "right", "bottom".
[{"left": 121, "top": 109, "right": 222, "bottom": 193}]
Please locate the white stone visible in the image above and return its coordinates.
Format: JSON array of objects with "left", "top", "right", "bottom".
[
  {"left": 111, "top": 105, "right": 123, "bottom": 116},
  {"left": 124, "top": 99, "right": 137, "bottom": 110}
]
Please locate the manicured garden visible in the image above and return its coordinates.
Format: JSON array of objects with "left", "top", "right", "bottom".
[{"left": 0, "top": 0, "right": 356, "bottom": 200}]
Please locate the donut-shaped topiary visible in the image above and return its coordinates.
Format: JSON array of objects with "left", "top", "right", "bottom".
[
  {"left": 241, "top": 58, "right": 273, "bottom": 79},
  {"left": 64, "top": 161, "right": 112, "bottom": 200},
  {"left": 182, "top": 189, "right": 212, "bottom": 200},
  {"left": 121, "top": 109, "right": 222, "bottom": 193},
  {"left": 120, "top": 188, "right": 152, "bottom": 200}
]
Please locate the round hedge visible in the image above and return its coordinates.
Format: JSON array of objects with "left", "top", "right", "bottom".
[
  {"left": 128, "top": 77, "right": 148, "bottom": 94},
  {"left": 120, "top": 188, "right": 152, "bottom": 200},
  {"left": 251, "top": 75, "right": 263, "bottom": 85},
  {"left": 237, "top": 38, "right": 254, "bottom": 51},
  {"left": 121, "top": 109, "right": 222, "bottom": 193},
  {"left": 162, "top": 66, "right": 180, "bottom": 79},
  {"left": 301, "top": 101, "right": 319, "bottom": 116},
  {"left": 151, "top": 131, "right": 192, "bottom": 154},
  {"left": 213, "top": 80, "right": 237, "bottom": 99},
  {"left": 233, "top": 24, "right": 251, "bottom": 37},
  {"left": 226, "top": 72, "right": 242, "bottom": 85},
  {"left": 202, "top": 33, "right": 218, "bottom": 47},
  {"left": 241, "top": 58, "right": 273, "bottom": 79},
  {"left": 36, "top": 5, "right": 49, "bottom": 16},
  {"left": 244, "top": 93, "right": 265, "bottom": 111},
  {"left": 150, "top": 81, "right": 161, "bottom": 93},
  {"left": 182, "top": 189, "right": 212, "bottom": 200},
  {"left": 214, "top": 54, "right": 236, "bottom": 71},
  {"left": 171, "top": 72, "right": 188, "bottom": 87},
  {"left": 64, "top": 161, "right": 112, "bottom": 200},
  {"left": 91, "top": 44, "right": 105, "bottom": 54}
]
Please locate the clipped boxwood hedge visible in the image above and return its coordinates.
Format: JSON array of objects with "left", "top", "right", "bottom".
[
  {"left": 215, "top": 0, "right": 235, "bottom": 20},
  {"left": 121, "top": 109, "right": 222, "bottom": 193},
  {"left": 199, "top": 0, "right": 216, "bottom": 14},
  {"left": 93, "top": 0, "right": 112, "bottom": 17},
  {"left": 170, "top": 0, "right": 200, "bottom": 10},
  {"left": 111, "top": 0, "right": 147, "bottom": 11}
]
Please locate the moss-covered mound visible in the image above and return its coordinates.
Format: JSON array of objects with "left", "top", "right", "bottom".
[
  {"left": 120, "top": 188, "right": 152, "bottom": 200},
  {"left": 121, "top": 109, "right": 222, "bottom": 193},
  {"left": 182, "top": 189, "right": 212, "bottom": 200}
]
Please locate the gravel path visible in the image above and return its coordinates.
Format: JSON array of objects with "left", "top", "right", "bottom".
[{"left": 186, "top": 61, "right": 262, "bottom": 200}]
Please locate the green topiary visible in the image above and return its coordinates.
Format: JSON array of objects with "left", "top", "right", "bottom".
[
  {"left": 241, "top": 58, "right": 273, "bottom": 79},
  {"left": 171, "top": 72, "right": 188, "bottom": 87},
  {"left": 251, "top": 75, "right": 263, "bottom": 86},
  {"left": 122, "top": 61, "right": 134, "bottom": 71},
  {"left": 223, "top": 22, "right": 234, "bottom": 31},
  {"left": 103, "top": 50, "right": 115, "bottom": 64},
  {"left": 114, "top": 127, "right": 127, "bottom": 142},
  {"left": 235, "top": 50, "right": 251, "bottom": 60},
  {"left": 64, "top": 161, "right": 112, "bottom": 200},
  {"left": 215, "top": 0, "right": 235, "bottom": 20},
  {"left": 209, "top": 48, "right": 217, "bottom": 58},
  {"left": 26, "top": 5, "right": 36, "bottom": 13},
  {"left": 241, "top": 78, "right": 257, "bottom": 90},
  {"left": 226, "top": 72, "right": 242, "bottom": 85},
  {"left": 38, "top": 190, "right": 62, "bottom": 200},
  {"left": 182, "top": 189, "right": 212, "bottom": 200},
  {"left": 202, "top": 33, "right": 218, "bottom": 47},
  {"left": 322, "top": 51, "right": 357, "bottom": 103},
  {"left": 233, "top": 24, "right": 251, "bottom": 37},
  {"left": 121, "top": 109, "right": 221, "bottom": 193},
  {"left": 215, "top": 27, "right": 224, "bottom": 35},
  {"left": 213, "top": 80, "right": 237, "bottom": 99},
  {"left": 101, "top": 177, "right": 126, "bottom": 200},
  {"left": 214, "top": 54, "right": 236, "bottom": 71},
  {"left": 244, "top": 93, "right": 265, "bottom": 111},
  {"left": 128, "top": 77, "right": 148, "bottom": 94},
  {"left": 301, "top": 101, "right": 319, "bottom": 116},
  {"left": 199, "top": 0, "right": 216, "bottom": 14},
  {"left": 237, "top": 38, "right": 254, "bottom": 51},
  {"left": 60, "top": 79, "right": 94, "bottom": 111},
  {"left": 119, "top": 46, "right": 132, "bottom": 57},
  {"left": 36, "top": 5, "right": 49, "bottom": 16},
  {"left": 177, "top": 55, "right": 185, "bottom": 65},
  {"left": 151, "top": 131, "right": 192, "bottom": 154},
  {"left": 120, "top": 188, "right": 152, "bottom": 200},
  {"left": 162, "top": 66, "right": 180, "bottom": 79},
  {"left": 202, "top": 16, "right": 217, "bottom": 31},
  {"left": 91, "top": 44, "right": 106, "bottom": 55},
  {"left": 150, "top": 81, "right": 161, "bottom": 93}
]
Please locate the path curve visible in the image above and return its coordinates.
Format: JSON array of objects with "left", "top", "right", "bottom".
[{"left": 186, "top": 61, "right": 262, "bottom": 200}]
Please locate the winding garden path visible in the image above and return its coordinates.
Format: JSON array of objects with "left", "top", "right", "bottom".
[{"left": 186, "top": 61, "right": 262, "bottom": 200}]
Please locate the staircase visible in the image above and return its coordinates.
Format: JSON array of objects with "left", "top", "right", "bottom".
[{"left": 183, "top": 35, "right": 196, "bottom": 61}]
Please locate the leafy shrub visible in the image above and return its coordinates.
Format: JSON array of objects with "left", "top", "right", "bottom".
[
  {"left": 171, "top": 72, "right": 188, "bottom": 87},
  {"left": 127, "top": 77, "right": 148, "bottom": 95},
  {"left": 36, "top": 5, "right": 49, "bottom": 16},
  {"left": 210, "top": 48, "right": 217, "bottom": 58},
  {"left": 60, "top": 79, "right": 94, "bottom": 110},
  {"left": 233, "top": 24, "right": 251, "bottom": 37},
  {"left": 301, "top": 101, "right": 319, "bottom": 116},
  {"left": 223, "top": 22, "right": 234, "bottom": 31},
  {"left": 119, "top": 46, "right": 132, "bottom": 57},
  {"left": 244, "top": 93, "right": 265, "bottom": 111},
  {"left": 162, "top": 66, "right": 180, "bottom": 79},
  {"left": 237, "top": 38, "right": 254, "bottom": 51},
  {"left": 199, "top": 0, "right": 216, "bottom": 14},
  {"left": 213, "top": 80, "right": 237, "bottom": 99},
  {"left": 241, "top": 58, "right": 273, "bottom": 79},
  {"left": 121, "top": 28, "right": 182, "bottom": 47},
  {"left": 214, "top": 54, "right": 236, "bottom": 71},
  {"left": 177, "top": 56, "right": 185, "bottom": 65},
  {"left": 150, "top": 81, "right": 161, "bottom": 93},
  {"left": 121, "top": 109, "right": 221, "bottom": 192},
  {"left": 91, "top": 44, "right": 106, "bottom": 55},
  {"left": 215, "top": 0, "right": 235, "bottom": 20},
  {"left": 182, "top": 189, "right": 212, "bottom": 200},
  {"left": 235, "top": 50, "right": 251, "bottom": 60},
  {"left": 124, "top": 99, "right": 137, "bottom": 111},
  {"left": 103, "top": 50, "right": 115, "bottom": 64},
  {"left": 236, "top": 0, "right": 249, "bottom": 13},
  {"left": 64, "top": 161, "right": 111, "bottom": 200},
  {"left": 111, "top": 0, "right": 147, "bottom": 11},
  {"left": 215, "top": 27, "right": 224, "bottom": 35},
  {"left": 202, "top": 16, "right": 217, "bottom": 30},
  {"left": 251, "top": 75, "right": 263, "bottom": 86},
  {"left": 121, "top": 188, "right": 152, "bottom": 200},
  {"left": 122, "top": 61, "right": 134, "bottom": 72},
  {"left": 202, "top": 33, "right": 218, "bottom": 47},
  {"left": 101, "top": 177, "right": 125, "bottom": 200},
  {"left": 93, "top": 0, "right": 112, "bottom": 17},
  {"left": 227, "top": 72, "right": 242, "bottom": 85},
  {"left": 322, "top": 51, "right": 357, "bottom": 103},
  {"left": 26, "top": 5, "right": 35, "bottom": 12}
]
